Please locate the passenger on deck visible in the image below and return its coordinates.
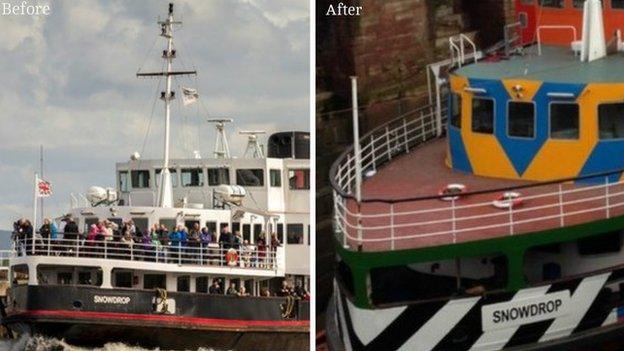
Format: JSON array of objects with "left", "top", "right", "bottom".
[
  {"left": 188, "top": 224, "right": 201, "bottom": 258},
  {"left": 260, "top": 287, "right": 272, "bottom": 297},
  {"left": 200, "top": 227, "right": 213, "bottom": 244},
  {"left": 103, "top": 220, "right": 117, "bottom": 241},
  {"left": 271, "top": 233, "right": 280, "bottom": 248},
  {"left": 121, "top": 229, "right": 134, "bottom": 254},
  {"left": 219, "top": 225, "right": 232, "bottom": 249},
  {"left": 39, "top": 218, "right": 53, "bottom": 239},
  {"left": 157, "top": 224, "right": 170, "bottom": 246},
  {"left": 62, "top": 216, "right": 79, "bottom": 241},
  {"left": 279, "top": 280, "right": 294, "bottom": 297},
  {"left": 232, "top": 231, "right": 242, "bottom": 250},
  {"left": 227, "top": 283, "right": 238, "bottom": 295},
  {"left": 209, "top": 279, "right": 223, "bottom": 294},
  {"left": 87, "top": 224, "right": 100, "bottom": 242},
  {"left": 238, "top": 286, "right": 250, "bottom": 297}
]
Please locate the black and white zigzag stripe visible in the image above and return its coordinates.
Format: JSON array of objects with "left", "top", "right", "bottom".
[{"left": 335, "top": 272, "right": 618, "bottom": 351}]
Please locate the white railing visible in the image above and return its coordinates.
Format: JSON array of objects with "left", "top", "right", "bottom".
[
  {"left": 12, "top": 238, "right": 281, "bottom": 270},
  {"left": 330, "top": 101, "right": 624, "bottom": 251},
  {"left": 537, "top": 25, "right": 578, "bottom": 55}
]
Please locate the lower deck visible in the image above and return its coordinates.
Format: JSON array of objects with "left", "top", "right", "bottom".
[{"left": 340, "top": 138, "right": 624, "bottom": 251}]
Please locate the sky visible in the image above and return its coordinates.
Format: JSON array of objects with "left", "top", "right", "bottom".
[{"left": 0, "top": 0, "right": 310, "bottom": 229}]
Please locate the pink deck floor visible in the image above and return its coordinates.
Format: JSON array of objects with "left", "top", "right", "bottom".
[{"left": 342, "top": 138, "right": 624, "bottom": 252}]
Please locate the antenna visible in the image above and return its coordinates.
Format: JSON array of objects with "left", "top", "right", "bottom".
[
  {"left": 240, "top": 131, "right": 266, "bottom": 158},
  {"left": 135, "top": 3, "right": 197, "bottom": 208},
  {"left": 207, "top": 118, "right": 234, "bottom": 158}
]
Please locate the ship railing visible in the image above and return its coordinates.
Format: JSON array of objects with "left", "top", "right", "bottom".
[
  {"left": 334, "top": 170, "right": 624, "bottom": 251},
  {"left": 11, "top": 237, "right": 281, "bottom": 270}
]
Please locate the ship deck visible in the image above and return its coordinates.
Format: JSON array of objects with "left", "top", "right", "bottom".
[{"left": 340, "top": 138, "right": 624, "bottom": 252}]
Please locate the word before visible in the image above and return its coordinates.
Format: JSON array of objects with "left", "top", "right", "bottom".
[{"left": 2, "top": 1, "right": 50, "bottom": 15}]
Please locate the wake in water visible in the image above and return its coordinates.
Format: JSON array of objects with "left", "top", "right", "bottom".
[{"left": 0, "top": 334, "right": 222, "bottom": 351}]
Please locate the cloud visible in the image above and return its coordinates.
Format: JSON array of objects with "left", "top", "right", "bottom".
[{"left": 0, "top": 0, "right": 309, "bottom": 229}]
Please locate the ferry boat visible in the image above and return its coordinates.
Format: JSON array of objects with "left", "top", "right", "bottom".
[
  {"left": 2, "top": 4, "right": 310, "bottom": 350},
  {"left": 327, "top": 1, "right": 624, "bottom": 350}
]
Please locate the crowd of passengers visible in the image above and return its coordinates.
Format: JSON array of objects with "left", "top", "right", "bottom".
[
  {"left": 12, "top": 217, "right": 281, "bottom": 267},
  {"left": 208, "top": 278, "right": 310, "bottom": 300}
]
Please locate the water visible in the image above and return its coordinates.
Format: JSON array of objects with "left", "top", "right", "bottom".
[{"left": 0, "top": 335, "right": 221, "bottom": 351}]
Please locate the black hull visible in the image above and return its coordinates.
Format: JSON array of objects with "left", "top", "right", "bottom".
[{"left": 3, "top": 285, "right": 310, "bottom": 350}]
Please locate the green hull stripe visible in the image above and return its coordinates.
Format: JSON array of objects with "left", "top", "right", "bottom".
[{"left": 335, "top": 215, "right": 624, "bottom": 308}]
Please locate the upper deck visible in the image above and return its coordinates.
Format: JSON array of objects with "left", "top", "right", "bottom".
[
  {"left": 331, "top": 104, "right": 624, "bottom": 252},
  {"left": 455, "top": 45, "right": 624, "bottom": 84}
]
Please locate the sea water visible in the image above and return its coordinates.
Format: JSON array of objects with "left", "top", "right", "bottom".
[{"left": 0, "top": 335, "right": 222, "bottom": 351}]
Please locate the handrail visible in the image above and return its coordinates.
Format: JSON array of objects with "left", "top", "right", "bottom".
[
  {"left": 537, "top": 25, "right": 578, "bottom": 55},
  {"left": 11, "top": 237, "right": 282, "bottom": 270}
]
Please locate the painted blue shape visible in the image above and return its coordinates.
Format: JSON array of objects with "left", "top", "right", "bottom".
[
  {"left": 578, "top": 141, "right": 624, "bottom": 184},
  {"left": 467, "top": 78, "right": 585, "bottom": 177},
  {"left": 448, "top": 126, "right": 472, "bottom": 173}
]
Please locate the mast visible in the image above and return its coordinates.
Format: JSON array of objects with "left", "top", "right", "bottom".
[
  {"left": 207, "top": 118, "right": 233, "bottom": 158},
  {"left": 137, "top": 3, "right": 196, "bottom": 208}
]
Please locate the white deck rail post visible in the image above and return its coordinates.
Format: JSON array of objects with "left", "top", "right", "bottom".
[
  {"left": 370, "top": 135, "right": 376, "bottom": 171},
  {"left": 351, "top": 76, "right": 364, "bottom": 250},
  {"left": 451, "top": 198, "right": 457, "bottom": 244},
  {"left": 386, "top": 126, "right": 392, "bottom": 161},
  {"left": 558, "top": 184, "right": 565, "bottom": 227},
  {"left": 605, "top": 176, "right": 611, "bottom": 219},
  {"left": 508, "top": 200, "right": 514, "bottom": 235},
  {"left": 403, "top": 118, "right": 410, "bottom": 153},
  {"left": 390, "top": 204, "right": 395, "bottom": 251}
]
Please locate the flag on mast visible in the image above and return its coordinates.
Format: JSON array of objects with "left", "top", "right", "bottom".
[
  {"left": 36, "top": 176, "right": 52, "bottom": 198},
  {"left": 182, "top": 87, "right": 199, "bottom": 106}
]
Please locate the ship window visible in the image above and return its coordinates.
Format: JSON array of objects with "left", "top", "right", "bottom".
[
  {"left": 277, "top": 223, "right": 284, "bottom": 244},
  {"left": 613, "top": 0, "right": 624, "bottom": 9},
  {"left": 130, "top": 170, "right": 150, "bottom": 189},
  {"left": 254, "top": 224, "right": 262, "bottom": 242},
  {"left": 57, "top": 272, "right": 73, "bottom": 285},
  {"left": 159, "top": 218, "right": 176, "bottom": 233},
  {"left": 181, "top": 168, "right": 204, "bottom": 187},
  {"left": 78, "top": 272, "right": 92, "bottom": 285},
  {"left": 113, "top": 271, "right": 132, "bottom": 288},
  {"left": 205, "top": 221, "right": 217, "bottom": 234},
  {"left": 155, "top": 168, "right": 178, "bottom": 187},
  {"left": 578, "top": 231, "right": 621, "bottom": 255},
  {"left": 450, "top": 93, "right": 462, "bottom": 129},
  {"left": 270, "top": 169, "right": 282, "bottom": 187},
  {"left": 539, "top": 0, "right": 563, "bottom": 8},
  {"left": 599, "top": 102, "right": 624, "bottom": 139},
  {"left": 508, "top": 101, "right": 535, "bottom": 138},
  {"left": 471, "top": 97, "right": 494, "bottom": 134},
  {"left": 144, "top": 274, "right": 166, "bottom": 289},
  {"left": 288, "top": 169, "right": 310, "bottom": 190},
  {"left": 550, "top": 103, "right": 579, "bottom": 139},
  {"left": 132, "top": 218, "right": 149, "bottom": 236},
  {"left": 243, "top": 224, "right": 251, "bottom": 242},
  {"left": 84, "top": 217, "right": 98, "bottom": 233},
  {"left": 236, "top": 169, "right": 264, "bottom": 187},
  {"left": 196, "top": 277, "right": 209, "bottom": 293},
  {"left": 177, "top": 276, "right": 190, "bottom": 292},
  {"left": 207, "top": 168, "right": 230, "bottom": 186},
  {"left": 287, "top": 224, "right": 304, "bottom": 244},
  {"left": 11, "top": 265, "right": 28, "bottom": 286},
  {"left": 524, "top": 231, "right": 623, "bottom": 285},
  {"left": 119, "top": 171, "right": 129, "bottom": 192},
  {"left": 574, "top": 0, "right": 603, "bottom": 7},
  {"left": 370, "top": 255, "right": 508, "bottom": 305}
]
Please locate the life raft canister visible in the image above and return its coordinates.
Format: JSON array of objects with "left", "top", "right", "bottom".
[{"left": 226, "top": 249, "right": 238, "bottom": 266}]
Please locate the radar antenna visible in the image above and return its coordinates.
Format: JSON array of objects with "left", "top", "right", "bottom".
[
  {"left": 240, "top": 131, "right": 266, "bottom": 158},
  {"left": 207, "top": 118, "right": 234, "bottom": 158},
  {"left": 135, "top": 3, "right": 197, "bottom": 208}
]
